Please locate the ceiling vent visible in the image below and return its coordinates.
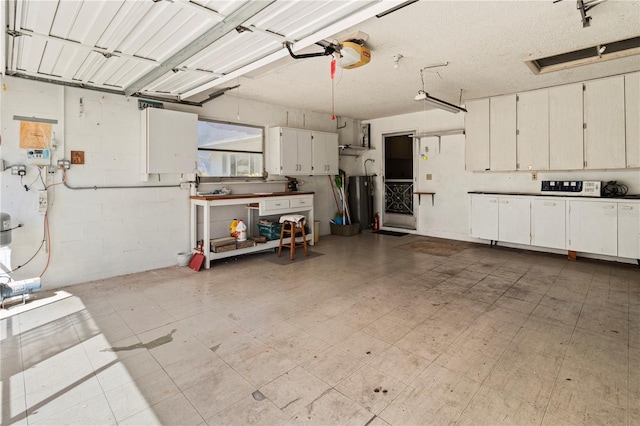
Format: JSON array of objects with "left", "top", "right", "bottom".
[{"left": 526, "top": 35, "right": 640, "bottom": 74}]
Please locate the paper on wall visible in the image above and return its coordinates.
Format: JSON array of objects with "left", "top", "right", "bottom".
[{"left": 19, "top": 121, "right": 51, "bottom": 149}]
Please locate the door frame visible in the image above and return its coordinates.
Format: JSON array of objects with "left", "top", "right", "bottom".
[{"left": 381, "top": 130, "right": 418, "bottom": 230}]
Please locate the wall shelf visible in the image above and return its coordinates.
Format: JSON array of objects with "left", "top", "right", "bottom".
[{"left": 338, "top": 144, "right": 374, "bottom": 157}]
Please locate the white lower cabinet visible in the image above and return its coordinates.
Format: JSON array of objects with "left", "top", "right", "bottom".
[
  {"left": 470, "top": 195, "right": 639, "bottom": 261},
  {"left": 469, "top": 195, "right": 498, "bottom": 240},
  {"left": 498, "top": 198, "right": 531, "bottom": 245},
  {"left": 567, "top": 200, "right": 618, "bottom": 256},
  {"left": 618, "top": 203, "right": 640, "bottom": 259},
  {"left": 531, "top": 199, "right": 566, "bottom": 250}
]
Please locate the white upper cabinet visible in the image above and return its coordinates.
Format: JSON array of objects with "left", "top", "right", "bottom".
[
  {"left": 584, "top": 75, "right": 626, "bottom": 169},
  {"left": 269, "top": 127, "right": 312, "bottom": 176},
  {"left": 517, "top": 89, "right": 549, "bottom": 171},
  {"left": 549, "top": 83, "right": 584, "bottom": 170},
  {"left": 140, "top": 108, "right": 197, "bottom": 180},
  {"left": 626, "top": 72, "right": 640, "bottom": 168},
  {"left": 311, "top": 131, "right": 339, "bottom": 175},
  {"left": 269, "top": 127, "right": 338, "bottom": 176},
  {"left": 489, "top": 94, "right": 517, "bottom": 171},
  {"left": 465, "top": 99, "right": 490, "bottom": 171}
]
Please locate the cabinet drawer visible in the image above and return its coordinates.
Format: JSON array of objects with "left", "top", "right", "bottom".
[
  {"left": 263, "top": 199, "right": 290, "bottom": 212},
  {"left": 290, "top": 197, "right": 312, "bottom": 208}
]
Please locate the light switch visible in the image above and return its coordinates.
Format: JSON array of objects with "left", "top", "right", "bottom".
[{"left": 426, "top": 174, "right": 432, "bottom": 180}]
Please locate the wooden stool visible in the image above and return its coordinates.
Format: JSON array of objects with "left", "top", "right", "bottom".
[{"left": 277, "top": 217, "right": 309, "bottom": 260}]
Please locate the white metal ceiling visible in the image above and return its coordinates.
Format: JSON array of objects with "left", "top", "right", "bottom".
[{"left": 3, "top": 0, "right": 394, "bottom": 103}]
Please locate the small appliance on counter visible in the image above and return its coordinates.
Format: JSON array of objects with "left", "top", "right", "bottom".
[
  {"left": 541, "top": 180, "right": 602, "bottom": 196},
  {"left": 285, "top": 176, "right": 299, "bottom": 192}
]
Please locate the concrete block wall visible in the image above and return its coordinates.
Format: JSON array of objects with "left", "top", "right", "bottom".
[{"left": 1, "top": 76, "right": 357, "bottom": 288}]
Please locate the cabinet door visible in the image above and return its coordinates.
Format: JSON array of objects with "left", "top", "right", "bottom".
[
  {"left": 279, "top": 127, "right": 300, "bottom": 175},
  {"left": 465, "top": 99, "right": 490, "bottom": 171},
  {"left": 626, "top": 72, "right": 640, "bottom": 168},
  {"left": 312, "top": 131, "right": 338, "bottom": 175},
  {"left": 470, "top": 195, "right": 498, "bottom": 240},
  {"left": 297, "top": 130, "right": 313, "bottom": 174},
  {"left": 549, "top": 83, "right": 584, "bottom": 170},
  {"left": 498, "top": 197, "right": 531, "bottom": 245},
  {"left": 142, "top": 108, "right": 197, "bottom": 177},
  {"left": 618, "top": 203, "right": 640, "bottom": 259},
  {"left": 584, "top": 76, "right": 626, "bottom": 169},
  {"left": 568, "top": 200, "right": 617, "bottom": 256},
  {"left": 517, "top": 89, "right": 549, "bottom": 171},
  {"left": 490, "top": 94, "right": 517, "bottom": 171},
  {"left": 531, "top": 198, "right": 566, "bottom": 250}
]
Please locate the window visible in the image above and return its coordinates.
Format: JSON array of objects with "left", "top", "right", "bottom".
[{"left": 197, "top": 120, "right": 264, "bottom": 178}]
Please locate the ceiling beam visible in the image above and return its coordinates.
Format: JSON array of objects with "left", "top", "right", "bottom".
[
  {"left": 123, "top": 0, "right": 275, "bottom": 96},
  {"left": 16, "top": 29, "right": 159, "bottom": 66},
  {"left": 179, "top": 0, "right": 407, "bottom": 100},
  {"left": 180, "top": 0, "right": 405, "bottom": 99}
]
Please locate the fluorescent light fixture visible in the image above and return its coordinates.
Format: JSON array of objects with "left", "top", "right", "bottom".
[{"left": 414, "top": 91, "right": 467, "bottom": 114}]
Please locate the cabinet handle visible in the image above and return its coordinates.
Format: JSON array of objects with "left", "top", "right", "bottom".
[
  {"left": 620, "top": 206, "right": 633, "bottom": 210},
  {"left": 543, "top": 202, "right": 556, "bottom": 206},
  {"left": 489, "top": 200, "right": 497, "bottom": 203},
  {"left": 500, "top": 200, "right": 508, "bottom": 204},
  {"left": 602, "top": 205, "right": 615, "bottom": 209}
]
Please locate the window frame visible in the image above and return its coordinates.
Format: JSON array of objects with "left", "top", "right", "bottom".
[{"left": 196, "top": 118, "right": 266, "bottom": 181}]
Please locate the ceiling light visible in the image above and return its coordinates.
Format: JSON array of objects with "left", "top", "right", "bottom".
[{"left": 414, "top": 90, "right": 467, "bottom": 114}]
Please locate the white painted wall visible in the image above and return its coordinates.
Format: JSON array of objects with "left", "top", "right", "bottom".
[
  {"left": 342, "top": 108, "right": 640, "bottom": 259},
  {"left": 0, "top": 76, "right": 357, "bottom": 288}
]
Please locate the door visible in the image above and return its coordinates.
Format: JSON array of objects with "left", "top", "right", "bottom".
[
  {"left": 498, "top": 197, "right": 531, "bottom": 245},
  {"left": 568, "top": 200, "right": 617, "bottom": 256},
  {"left": 626, "top": 73, "right": 640, "bottom": 168},
  {"left": 279, "top": 127, "right": 300, "bottom": 175},
  {"left": 584, "top": 76, "right": 626, "bottom": 169},
  {"left": 549, "top": 83, "right": 584, "bottom": 170},
  {"left": 470, "top": 195, "right": 499, "bottom": 240},
  {"left": 531, "top": 198, "right": 566, "bottom": 250},
  {"left": 517, "top": 89, "right": 549, "bottom": 171},
  {"left": 465, "top": 99, "right": 490, "bottom": 171},
  {"left": 618, "top": 203, "right": 640, "bottom": 259},
  {"left": 383, "top": 132, "right": 416, "bottom": 229},
  {"left": 311, "top": 131, "right": 338, "bottom": 175},
  {"left": 490, "top": 94, "right": 517, "bottom": 171}
]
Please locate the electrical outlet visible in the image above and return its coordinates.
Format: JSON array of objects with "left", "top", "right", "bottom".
[
  {"left": 11, "top": 165, "right": 26, "bottom": 176},
  {"left": 38, "top": 190, "right": 48, "bottom": 214},
  {"left": 426, "top": 174, "right": 432, "bottom": 180},
  {"left": 180, "top": 182, "right": 191, "bottom": 190},
  {"left": 57, "top": 159, "right": 70, "bottom": 170}
]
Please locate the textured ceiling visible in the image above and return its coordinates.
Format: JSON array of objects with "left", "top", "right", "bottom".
[
  {"left": 231, "top": 0, "right": 640, "bottom": 119},
  {"left": 3, "top": 1, "right": 640, "bottom": 120}
]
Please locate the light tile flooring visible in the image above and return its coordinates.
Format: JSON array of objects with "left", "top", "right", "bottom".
[{"left": 1, "top": 233, "right": 639, "bottom": 425}]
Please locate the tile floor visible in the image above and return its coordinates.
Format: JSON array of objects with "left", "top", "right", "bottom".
[{"left": 1, "top": 233, "right": 638, "bottom": 425}]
